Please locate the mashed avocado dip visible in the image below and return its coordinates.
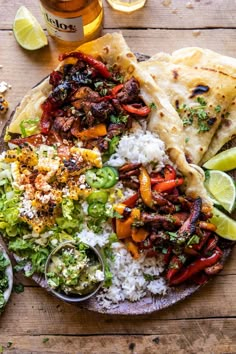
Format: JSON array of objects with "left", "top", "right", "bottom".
[{"left": 46, "top": 242, "right": 104, "bottom": 296}]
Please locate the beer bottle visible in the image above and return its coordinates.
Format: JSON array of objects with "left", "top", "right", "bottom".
[{"left": 39, "top": 0, "right": 103, "bottom": 45}]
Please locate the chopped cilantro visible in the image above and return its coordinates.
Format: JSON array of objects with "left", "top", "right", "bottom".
[
  {"left": 178, "top": 255, "right": 187, "bottom": 264},
  {"left": 110, "top": 114, "right": 128, "bottom": 124},
  {"left": 144, "top": 273, "right": 155, "bottom": 281},
  {"left": 187, "top": 235, "right": 200, "bottom": 246},
  {"left": 13, "top": 283, "right": 24, "bottom": 294},
  {"left": 185, "top": 137, "right": 190, "bottom": 143},
  {"left": 198, "top": 121, "right": 210, "bottom": 133},
  {"left": 149, "top": 102, "right": 157, "bottom": 109},
  {"left": 215, "top": 105, "right": 221, "bottom": 113},
  {"left": 43, "top": 338, "right": 49, "bottom": 343},
  {"left": 178, "top": 97, "right": 214, "bottom": 133},
  {"left": 204, "top": 170, "right": 210, "bottom": 181},
  {"left": 197, "top": 97, "right": 207, "bottom": 106},
  {"left": 167, "top": 231, "right": 178, "bottom": 241},
  {"left": 7, "top": 342, "right": 13, "bottom": 348}
]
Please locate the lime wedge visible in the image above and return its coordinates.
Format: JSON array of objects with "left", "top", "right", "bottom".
[
  {"left": 204, "top": 170, "right": 236, "bottom": 213},
  {"left": 203, "top": 147, "right": 236, "bottom": 171},
  {"left": 13, "top": 6, "right": 48, "bottom": 50},
  {"left": 210, "top": 207, "right": 236, "bottom": 241}
]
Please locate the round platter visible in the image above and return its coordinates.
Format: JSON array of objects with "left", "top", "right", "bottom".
[{"left": 0, "top": 56, "right": 235, "bottom": 315}]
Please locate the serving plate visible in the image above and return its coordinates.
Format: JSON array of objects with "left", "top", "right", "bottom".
[{"left": 0, "top": 54, "right": 235, "bottom": 315}]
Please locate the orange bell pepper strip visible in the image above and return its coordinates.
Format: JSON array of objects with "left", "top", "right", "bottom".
[
  {"left": 116, "top": 218, "right": 133, "bottom": 239},
  {"left": 153, "top": 178, "right": 184, "bottom": 193},
  {"left": 115, "top": 208, "right": 141, "bottom": 240},
  {"left": 131, "top": 228, "right": 149, "bottom": 243},
  {"left": 72, "top": 124, "right": 107, "bottom": 140},
  {"left": 114, "top": 203, "right": 127, "bottom": 215},
  {"left": 139, "top": 166, "right": 153, "bottom": 208},
  {"left": 125, "top": 240, "right": 140, "bottom": 259}
]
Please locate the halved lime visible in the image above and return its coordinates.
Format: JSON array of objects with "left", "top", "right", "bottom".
[
  {"left": 203, "top": 147, "right": 236, "bottom": 171},
  {"left": 13, "top": 6, "right": 48, "bottom": 50},
  {"left": 204, "top": 170, "right": 236, "bottom": 213},
  {"left": 210, "top": 207, "right": 236, "bottom": 241}
]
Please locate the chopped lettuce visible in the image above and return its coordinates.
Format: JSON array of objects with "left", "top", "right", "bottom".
[
  {"left": 56, "top": 198, "right": 83, "bottom": 234},
  {"left": 0, "top": 188, "right": 28, "bottom": 237},
  {"left": 8, "top": 238, "right": 49, "bottom": 276}
]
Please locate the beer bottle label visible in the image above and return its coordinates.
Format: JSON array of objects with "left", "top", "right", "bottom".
[{"left": 40, "top": 5, "right": 84, "bottom": 42}]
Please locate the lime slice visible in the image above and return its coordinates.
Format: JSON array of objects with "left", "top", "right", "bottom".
[
  {"left": 204, "top": 170, "right": 236, "bottom": 213},
  {"left": 210, "top": 207, "right": 236, "bottom": 241},
  {"left": 203, "top": 147, "right": 236, "bottom": 171},
  {"left": 13, "top": 6, "right": 48, "bottom": 50}
]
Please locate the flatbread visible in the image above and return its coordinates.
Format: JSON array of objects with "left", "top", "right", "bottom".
[
  {"left": 152, "top": 47, "right": 236, "bottom": 164},
  {"left": 139, "top": 58, "right": 236, "bottom": 165},
  {"left": 8, "top": 32, "right": 210, "bottom": 204}
]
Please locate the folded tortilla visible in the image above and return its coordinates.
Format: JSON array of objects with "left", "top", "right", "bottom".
[
  {"left": 151, "top": 47, "right": 236, "bottom": 164},
  {"left": 139, "top": 57, "right": 236, "bottom": 166},
  {"left": 8, "top": 32, "right": 210, "bottom": 204}
]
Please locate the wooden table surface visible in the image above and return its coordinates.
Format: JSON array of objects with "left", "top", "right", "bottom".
[{"left": 0, "top": 0, "right": 236, "bottom": 353}]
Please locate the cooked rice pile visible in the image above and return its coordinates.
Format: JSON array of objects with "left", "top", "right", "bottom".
[{"left": 77, "top": 129, "right": 169, "bottom": 307}]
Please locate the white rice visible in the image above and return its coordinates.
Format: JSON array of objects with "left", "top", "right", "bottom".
[
  {"left": 107, "top": 129, "right": 168, "bottom": 169},
  {"left": 76, "top": 224, "right": 113, "bottom": 248},
  {"left": 96, "top": 242, "right": 167, "bottom": 308},
  {"left": 74, "top": 129, "right": 169, "bottom": 307}
]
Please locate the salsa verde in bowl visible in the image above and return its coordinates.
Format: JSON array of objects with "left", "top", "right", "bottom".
[{"left": 45, "top": 241, "right": 105, "bottom": 303}]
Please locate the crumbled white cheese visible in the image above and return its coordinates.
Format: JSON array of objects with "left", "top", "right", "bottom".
[
  {"left": 0, "top": 81, "right": 11, "bottom": 93},
  {"left": 95, "top": 270, "right": 105, "bottom": 282},
  {"left": 186, "top": 1, "right": 194, "bottom": 9},
  {"left": 161, "top": 0, "right": 172, "bottom": 6},
  {"left": 19, "top": 198, "right": 38, "bottom": 219},
  {"left": 192, "top": 29, "right": 201, "bottom": 37}
]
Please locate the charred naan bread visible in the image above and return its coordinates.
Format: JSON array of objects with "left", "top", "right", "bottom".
[
  {"left": 8, "top": 33, "right": 210, "bottom": 204},
  {"left": 151, "top": 47, "right": 236, "bottom": 164},
  {"left": 139, "top": 58, "right": 236, "bottom": 165}
]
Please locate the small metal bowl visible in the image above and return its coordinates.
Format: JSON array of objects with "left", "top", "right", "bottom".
[
  {"left": 45, "top": 241, "right": 105, "bottom": 303},
  {"left": 0, "top": 245, "right": 13, "bottom": 311}
]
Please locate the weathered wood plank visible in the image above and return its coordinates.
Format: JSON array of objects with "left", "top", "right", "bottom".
[
  {"left": 0, "top": 275, "right": 235, "bottom": 336},
  {"left": 1, "top": 0, "right": 236, "bottom": 30},
  {"left": 0, "top": 319, "right": 236, "bottom": 354}
]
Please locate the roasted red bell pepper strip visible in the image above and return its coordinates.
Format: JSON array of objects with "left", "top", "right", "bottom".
[
  {"left": 59, "top": 51, "right": 112, "bottom": 79},
  {"left": 193, "top": 230, "right": 211, "bottom": 251},
  {"left": 111, "top": 84, "right": 124, "bottom": 96},
  {"left": 153, "top": 178, "right": 184, "bottom": 193},
  {"left": 122, "top": 104, "right": 151, "bottom": 116},
  {"left": 169, "top": 248, "right": 222, "bottom": 285},
  {"left": 163, "top": 246, "right": 172, "bottom": 265},
  {"left": 163, "top": 165, "right": 176, "bottom": 180},
  {"left": 166, "top": 255, "right": 185, "bottom": 281},
  {"left": 151, "top": 165, "right": 176, "bottom": 184},
  {"left": 123, "top": 193, "right": 139, "bottom": 208},
  {"left": 40, "top": 100, "right": 54, "bottom": 134},
  {"left": 203, "top": 235, "right": 219, "bottom": 255}
]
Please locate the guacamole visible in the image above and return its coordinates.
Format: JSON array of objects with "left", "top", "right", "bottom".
[{"left": 46, "top": 243, "right": 104, "bottom": 296}]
